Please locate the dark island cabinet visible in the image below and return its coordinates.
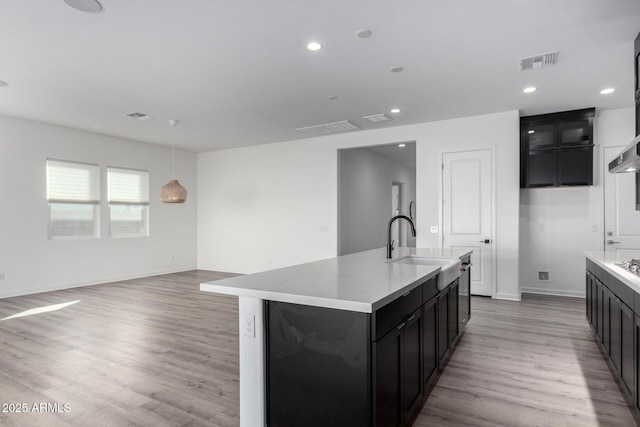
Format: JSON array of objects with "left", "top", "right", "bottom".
[
  {"left": 585, "top": 258, "right": 639, "bottom": 419},
  {"left": 437, "top": 278, "right": 460, "bottom": 367},
  {"left": 422, "top": 296, "right": 438, "bottom": 390},
  {"left": 373, "top": 306, "right": 423, "bottom": 427},
  {"left": 266, "top": 267, "right": 468, "bottom": 427}
]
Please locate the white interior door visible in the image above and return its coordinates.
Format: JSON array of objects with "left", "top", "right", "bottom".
[
  {"left": 604, "top": 146, "right": 640, "bottom": 254},
  {"left": 442, "top": 149, "right": 493, "bottom": 296}
]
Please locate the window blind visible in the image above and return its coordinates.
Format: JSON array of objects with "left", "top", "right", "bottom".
[
  {"left": 46, "top": 159, "right": 100, "bottom": 204},
  {"left": 108, "top": 167, "right": 149, "bottom": 205}
]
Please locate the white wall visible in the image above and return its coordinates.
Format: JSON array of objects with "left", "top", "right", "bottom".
[
  {"left": 197, "top": 138, "right": 337, "bottom": 273},
  {"left": 0, "top": 115, "right": 197, "bottom": 298},
  {"left": 338, "top": 147, "right": 416, "bottom": 256},
  {"left": 198, "top": 110, "right": 521, "bottom": 301},
  {"left": 519, "top": 107, "right": 636, "bottom": 297},
  {"left": 415, "top": 111, "right": 521, "bottom": 300}
]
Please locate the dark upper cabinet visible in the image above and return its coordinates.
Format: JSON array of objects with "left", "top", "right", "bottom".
[{"left": 520, "top": 108, "right": 595, "bottom": 188}]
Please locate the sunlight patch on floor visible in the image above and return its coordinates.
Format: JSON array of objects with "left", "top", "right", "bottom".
[{"left": 1, "top": 300, "right": 81, "bottom": 321}]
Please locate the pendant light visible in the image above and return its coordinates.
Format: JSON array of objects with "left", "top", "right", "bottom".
[{"left": 160, "top": 120, "right": 188, "bottom": 203}]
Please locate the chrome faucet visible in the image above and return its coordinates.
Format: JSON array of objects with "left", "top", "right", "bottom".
[{"left": 387, "top": 215, "right": 417, "bottom": 259}]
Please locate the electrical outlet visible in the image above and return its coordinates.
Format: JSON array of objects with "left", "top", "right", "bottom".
[
  {"left": 243, "top": 315, "right": 255, "bottom": 338},
  {"left": 0, "top": 273, "right": 4, "bottom": 281},
  {"left": 170, "top": 255, "right": 175, "bottom": 263},
  {"left": 430, "top": 226, "right": 438, "bottom": 233}
]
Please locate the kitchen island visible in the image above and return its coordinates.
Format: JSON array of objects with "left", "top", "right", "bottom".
[
  {"left": 585, "top": 251, "right": 640, "bottom": 419},
  {"left": 201, "top": 247, "right": 472, "bottom": 427}
]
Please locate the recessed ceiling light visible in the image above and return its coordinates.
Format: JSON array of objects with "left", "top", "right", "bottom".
[
  {"left": 600, "top": 88, "right": 615, "bottom": 95},
  {"left": 398, "top": 144, "right": 406, "bottom": 148},
  {"left": 523, "top": 87, "right": 537, "bottom": 93},
  {"left": 390, "top": 66, "right": 404, "bottom": 73},
  {"left": 64, "top": 0, "right": 102, "bottom": 13},
  {"left": 528, "top": 130, "right": 535, "bottom": 134},
  {"left": 307, "top": 42, "right": 322, "bottom": 51},
  {"left": 356, "top": 29, "right": 372, "bottom": 39},
  {"left": 0, "top": 80, "right": 8, "bottom": 87},
  {"left": 390, "top": 108, "right": 401, "bottom": 114}
]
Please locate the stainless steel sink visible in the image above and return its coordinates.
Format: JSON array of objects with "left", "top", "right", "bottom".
[{"left": 391, "top": 256, "right": 461, "bottom": 290}]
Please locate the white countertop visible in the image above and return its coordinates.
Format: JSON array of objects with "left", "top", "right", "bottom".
[
  {"left": 200, "top": 247, "right": 472, "bottom": 313},
  {"left": 585, "top": 251, "right": 640, "bottom": 294}
]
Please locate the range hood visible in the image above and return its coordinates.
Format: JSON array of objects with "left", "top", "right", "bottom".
[{"left": 608, "top": 134, "right": 640, "bottom": 173}]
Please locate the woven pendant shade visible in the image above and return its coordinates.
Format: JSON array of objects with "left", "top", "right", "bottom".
[
  {"left": 161, "top": 120, "right": 188, "bottom": 203},
  {"left": 160, "top": 179, "right": 187, "bottom": 203}
]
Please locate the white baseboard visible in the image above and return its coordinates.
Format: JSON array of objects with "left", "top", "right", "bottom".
[
  {"left": 0, "top": 266, "right": 197, "bottom": 299},
  {"left": 493, "top": 293, "right": 522, "bottom": 301},
  {"left": 521, "top": 287, "right": 585, "bottom": 298}
]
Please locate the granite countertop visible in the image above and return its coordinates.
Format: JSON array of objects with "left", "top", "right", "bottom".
[
  {"left": 585, "top": 251, "right": 640, "bottom": 294},
  {"left": 200, "top": 247, "right": 472, "bottom": 313}
]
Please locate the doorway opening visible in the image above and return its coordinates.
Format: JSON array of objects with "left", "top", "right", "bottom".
[{"left": 338, "top": 142, "right": 416, "bottom": 256}]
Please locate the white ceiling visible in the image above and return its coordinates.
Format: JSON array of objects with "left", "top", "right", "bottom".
[{"left": 1, "top": 0, "right": 639, "bottom": 153}]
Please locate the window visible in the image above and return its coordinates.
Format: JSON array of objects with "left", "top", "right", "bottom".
[
  {"left": 108, "top": 167, "right": 149, "bottom": 237},
  {"left": 46, "top": 159, "right": 100, "bottom": 239}
]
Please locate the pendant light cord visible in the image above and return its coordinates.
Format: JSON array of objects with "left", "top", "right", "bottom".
[{"left": 172, "top": 144, "right": 175, "bottom": 179}]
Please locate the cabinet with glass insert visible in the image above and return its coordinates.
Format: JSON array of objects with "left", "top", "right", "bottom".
[{"left": 520, "top": 108, "right": 595, "bottom": 188}]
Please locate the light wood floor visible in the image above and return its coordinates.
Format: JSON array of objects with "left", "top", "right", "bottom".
[
  {"left": 416, "top": 294, "right": 639, "bottom": 427},
  {"left": 0, "top": 272, "right": 638, "bottom": 426}
]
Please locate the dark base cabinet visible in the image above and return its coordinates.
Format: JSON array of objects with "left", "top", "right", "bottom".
[
  {"left": 422, "top": 296, "right": 438, "bottom": 390},
  {"left": 586, "top": 258, "right": 640, "bottom": 420},
  {"left": 266, "top": 271, "right": 468, "bottom": 427},
  {"left": 266, "top": 301, "right": 371, "bottom": 427}
]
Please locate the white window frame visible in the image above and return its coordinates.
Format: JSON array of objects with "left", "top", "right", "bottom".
[
  {"left": 107, "top": 166, "right": 150, "bottom": 238},
  {"left": 46, "top": 159, "right": 100, "bottom": 240}
]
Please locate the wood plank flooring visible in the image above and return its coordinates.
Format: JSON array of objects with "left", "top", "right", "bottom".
[
  {"left": 0, "top": 272, "right": 638, "bottom": 426},
  {"left": 416, "top": 294, "right": 639, "bottom": 426}
]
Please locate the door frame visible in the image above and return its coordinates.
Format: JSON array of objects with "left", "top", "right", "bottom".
[{"left": 440, "top": 147, "right": 497, "bottom": 298}]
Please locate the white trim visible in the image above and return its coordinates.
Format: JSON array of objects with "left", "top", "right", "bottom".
[
  {"left": 521, "top": 287, "right": 585, "bottom": 298},
  {"left": 494, "top": 293, "right": 522, "bottom": 301},
  {"left": 238, "top": 297, "right": 266, "bottom": 427}
]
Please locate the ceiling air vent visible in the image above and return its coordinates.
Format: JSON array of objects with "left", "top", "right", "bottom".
[
  {"left": 296, "top": 120, "right": 359, "bottom": 136},
  {"left": 125, "top": 111, "right": 152, "bottom": 120},
  {"left": 519, "top": 51, "right": 558, "bottom": 71},
  {"left": 363, "top": 113, "right": 391, "bottom": 123}
]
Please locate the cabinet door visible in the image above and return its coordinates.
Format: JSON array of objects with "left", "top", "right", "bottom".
[
  {"left": 586, "top": 273, "right": 592, "bottom": 325},
  {"left": 602, "top": 285, "right": 611, "bottom": 355},
  {"left": 594, "top": 279, "right": 602, "bottom": 340},
  {"left": 523, "top": 150, "right": 557, "bottom": 187},
  {"left": 401, "top": 309, "right": 423, "bottom": 423},
  {"left": 422, "top": 297, "right": 438, "bottom": 389},
  {"left": 635, "top": 314, "right": 640, "bottom": 414},
  {"left": 611, "top": 297, "right": 622, "bottom": 375},
  {"left": 592, "top": 276, "right": 599, "bottom": 334},
  {"left": 438, "top": 289, "right": 449, "bottom": 366},
  {"left": 374, "top": 328, "right": 402, "bottom": 427},
  {"left": 559, "top": 146, "right": 593, "bottom": 186},
  {"left": 448, "top": 281, "right": 459, "bottom": 347},
  {"left": 621, "top": 302, "right": 634, "bottom": 399}
]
